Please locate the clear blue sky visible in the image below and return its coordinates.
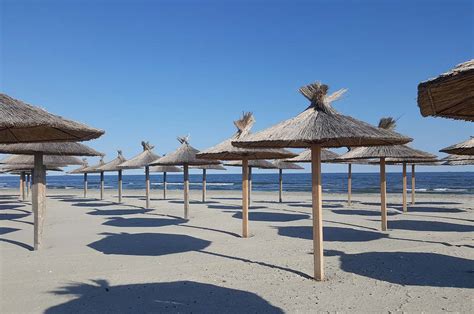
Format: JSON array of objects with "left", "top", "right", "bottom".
[{"left": 1, "top": 0, "right": 473, "bottom": 174}]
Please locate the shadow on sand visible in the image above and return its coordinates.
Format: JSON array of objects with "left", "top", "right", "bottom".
[
  {"left": 232, "top": 211, "right": 310, "bottom": 222},
  {"left": 326, "top": 250, "right": 474, "bottom": 288},
  {"left": 332, "top": 209, "right": 400, "bottom": 217},
  {"left": 87, "top": 208, "right": 153, "bottom": 216},
  {"left": 46, "top": 280, "right": 283, "bottom": 313},
  {"left": 102, "top": 217, "right": 186, "bottom": 228},
  {"left": 207, "top": 204, "right": 267, "bottom": 211},
  {"left": 394, "top": 206, "right": 466, "bottom": 213},
  {"left": 0, "top": 213, "right": 31, "bottom": 220},
  {"left": 288, "top": 203, "right": 343, "bottom": 209},
  {"left": 73, "top": 202, "right": 115, "bottom": 207},
  {"left": 387, "top": 220, "right": 474, "bottom": 232},
  {"left": 278, "top": 226, "right": 387, "bottom": 242},
  {"left": 0, "top": 227, "right": 20, "bottom": 235}
]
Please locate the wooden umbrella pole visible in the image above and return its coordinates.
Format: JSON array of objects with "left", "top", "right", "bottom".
[
  {"left": 118, "top": 170, "right": 123, "bottom": 203},
  {"left": 202, "top": 169, "right": 207, "bottom": 202},
  {"left": 184, "top": 164, "right": 189, "bottom": 219},
  {"left": 411, "top": 164, "right": 416, "bottom": 205},
  {"left": 402, "top": 163, "right": 407, "bottom": 212},
  {"left": 347, "top": 163, "right": 352, "bottom": 206},
  {"left": 278, "top": 168, "right": 283, "bottom": 203},
  {"left": 248, "top": 166, "right": 252, "bottom": 204},
  {"left": 242, "top": 158, "right": 249, "bottom": 238},
  {"left": 83, "top": 173, "right": 88, "bottom": 198},
  {"left": 100, "top": 171, "right": 105, "bottom": 200},
  {"left": 163, "top": 172, "right": 167, "bottom": 200},
  {"left": 311, "top": 144, "right": 324, "bottom": 281},
  {"left": 33, "top": 153, "right": 46, "bottom": 251},
  {"left": 19, "top": 171, "right": 25, "bottom": 201},
  {"left": 380, "top": 157, "right": 387, "bottom": 231},
  {"left": 145, "top": 166, "right": 150, "bottom": 209}
]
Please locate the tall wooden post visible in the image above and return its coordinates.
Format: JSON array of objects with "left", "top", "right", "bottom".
[
  {"left": 26, "top": 174, "right": 30, "bottom": 198},
  {"left": 183, "top": 164, "right": 189, "bottom": 219},
  {"left": 347, "top": 163, "right": 352, "bottom": 206},
  {"left": 202, "top": 169, "right": 207, "bottom": 203},
  {"left": 402, "top": 162, "right": 407, "bottom": 212},
  {"left": 278, "top": 169, "right": 283, "bottom": 203},
  {"left": 380, "top": 157, "right": 387, "bottom": 231},
  {"left": 145, "top": 166, "right": 150, "bottom": 208},
  {"left": 242, "top": 159, "right": 249, "bottom": 238},
  {"left": 163, "top": 172, "right": 167, "bottom": 200},
  {"left": 411, "top": 164, "right": 416, "bottom": 205},
  {"left": 248, "top": 166, "right": 252, "bottom": 204},
  {"left": 100, "top": 171, "right": 104, "bottom": 200},
  {"left": 311, "top": 145, "right": 323, "bottom": 281},
  {"left": 83, "top": 173, "right": 88, "bottom": 198},
  {"left": 19, "top": 171, "right": 26, "bottom": 201},
  {"left": 33, "top": 153, "right": 46, "bottom": 251},
  {"left": 118, "top": 170, "right": 123, "bottom": 203}
]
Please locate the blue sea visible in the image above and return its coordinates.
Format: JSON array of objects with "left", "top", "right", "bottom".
[{"left": 0, "top": 172, "right": 473, "bottom": 195}]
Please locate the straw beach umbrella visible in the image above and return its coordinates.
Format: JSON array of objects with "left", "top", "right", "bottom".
[
  {"left": 197, "top": 113, "right": 296, "bottom": 237},
  {"left": 149, "top": 165, "right": 182, "bottom": 200},
  {"left": 417, "top": 60, "right": 474, "bottom": 121},
  {"left": 118, "top": 142, "right": 160, "bottom": 208},
  {"left": 337, "top": 118, "right": 436, "bottom": 220},
  {"left": 442, "top": 154, "right": 474, "bottom": 165},
  {"left": 0, "top": 142, "right": 102, "bottom": 250},
  {"left": 150, "top": 136, "right": 221, "bottom": 219},
  {"left": 272, "top": 160, "right": 304, "bottom": 203},
  {"left": 96, "top": 150, "right": 127, "bottom": 203},
  {"left": 440, "top": 137, "right": 474, "bottom": 156},
  {"left": 68, "top": 158, "right": 89, "bottom": 197},
  {"left": 191, "top": 164, "right": 227, "bottom": 202},
  {"left": 76, "top": 157, "right": 106, "bottom": 199},
  {"left": 233, "top": 82, "right": 411, "bottom": 280}
]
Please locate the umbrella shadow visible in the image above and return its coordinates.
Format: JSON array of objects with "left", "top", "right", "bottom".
[
  {"left": 325, "top": 250, "right": 474, "bottom": 288},
  {"left": 207, "top": 204, "right": 267, "bottom": 211},
  {"left": 392, "top": 206, "right": 466, "bottom": 213},
  {"left": 0, "top": 204, "right": 26, "bottom": 210},
  {"left": 277, "top": 226, "right": 387, "bottom": 242},
  {"left": 87, "top": 208, "right": 153, "bottom": 216},
  {"left": 72, "top": 202, "right": 115, "bottom": 207},
  {"left": 332, "top": 209, "right": 400, "bottom": 217},
  {"left": 102, "top": 217, "right": 187, "bottom": 228},
  {"left": 0, "top": 238, "right": 33, "bottom": 251},
  {"left": 210, "top": 197, "right": 242, "bottom": 201},
  {"left": 0, "top": 213, "right": 31, "bottom": 221},
  {"left": 386, "top": 220, "right": 474, "bottom": 232},
  {"left": 288, "top": 203, "right": 343, "bottom": 209},
  {"left": 46, "top": 280, "right": 284, "bottom": 313},
  {"left": 169, "top": 200, "right": 219, "bottom": 205},
  {"left": 88, "top": 232, "right": 211, "bottom": 256},
  {"left": 232, "top": 211, "right": 310, "bottom": 222},
  {"left": 0, "top": 227, "right": 20, "bottom": 235}
]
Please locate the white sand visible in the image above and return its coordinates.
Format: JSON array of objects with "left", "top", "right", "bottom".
[{"left": 0, "top": 188, "right": 473, "bottom": 313}]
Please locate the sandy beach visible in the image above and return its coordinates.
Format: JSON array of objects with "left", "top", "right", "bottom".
[{"left": 0, "top": 188, "right": 472, "bottom": 313}]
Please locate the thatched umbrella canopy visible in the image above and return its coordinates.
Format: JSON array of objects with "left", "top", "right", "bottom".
[
  {"left": 232, "top": 82, "right": 411, "bottom": 281},
  {"left": 271, "top": 160, "right": 304, "bottom": 203},
  {"left": 286, "top": 149, "right": 339, "bottom": 163},
  {"left": 0, "top": 141, "right": 103, "bottom": 251},
  {"left": 150, "top": 136, "right": 220, "bottom": 219},
  {"left": 118, "top": 141, "right": 161, "bottom": 208},
  {"left": 197, "top": 112, "right": 296, "bottom": 237},
  {"left": 337, "top": 118, "right": 436, "bottom": 215},
  {"left": 73, "top": 157, "right": 106, "bottom": 199},
  {"left": 95, "top": 150, "right": 127, "bottom": 203},
  {"left": 149, "top": 165, "right": 182, "bottom": 200},
  {"left": 0, "top": 93, "right": 104, "bottom": 143},
  {"left": 440, "top": 137, "right": 474, "bottom": 156},
  {"left": 417, "top": 60, "right": 474, "bottom": 121},
  {"left": 442, "top": 154, "right": 474, "bottom": 165},
  {"left": 0, "top": 154, "right": 83, "bottom": 167},
  {"left": 191, "top": 164, "right": 227, "bottom": 203},
  {"left": 68, "top": 158, "right": 89, "bottom": 198}
]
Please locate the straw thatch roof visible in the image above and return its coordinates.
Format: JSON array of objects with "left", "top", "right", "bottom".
[
  {"left": 118, "top": 141, "right": 161, "bottom": 169},
  {"left": 285, "top": 148, "right": 340, "bottom": 163},
  {"left": 1, "top": 165, "right": 63, "bottom": 173},
  {"left": 0, "top": 154, "right": 83, "bottom": 166},
  {"left": 225, "top": 159, "right": 277, "bottom": 169},
  {"left": 150, "top": 136, "right": 221, "bottom": 166},
  {"left": 149, "top": 165, "right": 183, "bottom": 173},
  {"left": 196, "top": 112, "right": 297, "bottom": 160},
  {"left": 0, "top": 93, "right": 105, "bottom": 143},
  {"left": 78, "top": 157, "right": 106, "bottom": 173},
  {"left": 68, "top": 158, "right": 89, "bottom": 174},
  {"left": 442, "top": 154, "right": 474, "bottom": 165},
  {"left": 440, "top": 137, "right": 474, "bottom": 156},
  {"left": 96, "top": 150, "right": 127, "bottom": 172},
  {"left": 336, "top": 118, "right": 436, "bottom": 161},
  {"left": 417, "top": 60, "right": 474, "bottom": 121},
  {"left": 191, "top": 164, "right": 227, "bottom": 170},
  {"left": 368, "top": 158, "right": 441, "bottom": 165},
  {"left": 0, "top": 142, "right": 102, "bottom": 156},
  {"left": 232, "top": 82, "right": 412, "bottom": 149},
  {"left": 272, "top": 160, "right": 304, "bottom": 170}
]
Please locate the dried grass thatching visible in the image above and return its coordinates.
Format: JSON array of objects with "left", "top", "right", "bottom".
[
  {"left": 442, "top": 154, "right": 474, "bottom": 165},
  {"left": 417, "top": 60, "right": 474, "bottom": 121},
  {"left": 149, "top": 165, "right": 183, "bottom": 173},
  {"left": 191, "top": 164, "right": 227, "bottom": 170},
  {"left": 118, "top": 141, "right": 161, "bottom": 169},
  {"left": 225, "top": 159, "right": 277, "bottom": 169},
  {"left": 285, "top": 148, "right": 340, "bottom": 163},
  {"left": 233, "top": 82, "right": 412, "bottom": 148},
  {"left": 369, "top": 158, "right": 441, "bottom": 165},
  {"left": 97, "top": 150, "right": 127, "bottom": 172},
  {"left": 272, "top": 160, "right": 304, "bottom": 170},
  {"left": 0, "top": 93, "right": 105, "bottom": 143},
  {"left": 196, "top": 112, "right": 297, "bottom": 160},
  {"left": 78, "top": 157, "right": 106, "bottom": 173},
  {"left": 1, "top": 165, "right": 63, "bottom": 173},
  {"left": 440, "top": 137, "right": 474, "bottom": 156},
  {"left": 68, "top": 158, "right": 89, "bottom": 174},
  {"left": 150, "top": 136, "right": 221, "bottom": 166},
  {"left": 0, "top": 154, "right": 83, "bottom": 166},
  {"left": 0, "top": 142, "right": 102, "bottom": 156}
]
